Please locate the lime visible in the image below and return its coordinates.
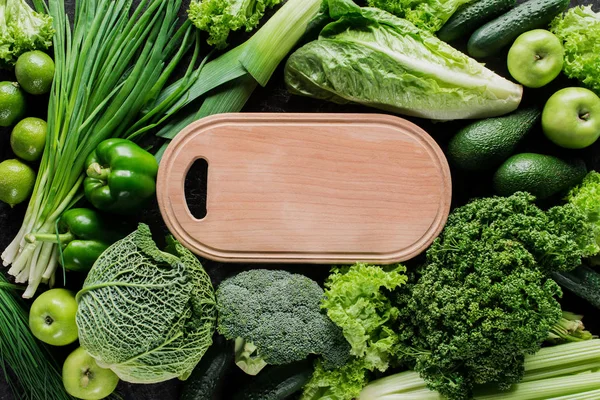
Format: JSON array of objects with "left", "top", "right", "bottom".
[
  {"left": 15, "top": 51, "right": 55, "bottom": 95},
  {"left": 0, "top": 82, "right": 26, "bottom": 127},
  {"left": 0, "top": 159, "right": 36, "bottom": 208},
  {"left": 11, "top": 118, "right": 47, "bottom": 162}
]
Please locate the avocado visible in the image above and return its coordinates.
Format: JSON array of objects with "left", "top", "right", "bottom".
[
  {"left": 448, "top": 108, "right": 540, "bottom": 171},
  {"left": 493, "top": 153, "right": 587, "bottom": 199}
]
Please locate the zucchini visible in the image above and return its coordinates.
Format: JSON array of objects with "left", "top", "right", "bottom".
[
  {"left": 180, "top": 336, "right": 234, "bottom": 400},
  {"left": 438, "top": 0, "right": 516, "bottom": 43},
  {"left": 233, "top": 360, "right": 313, "bottom": 400},
  {"left": 467, "top": 0, "right": 569, "bottom": 58}
]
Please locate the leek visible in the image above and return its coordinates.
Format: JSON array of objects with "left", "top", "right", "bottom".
[
  {"left": 154, "top": 0, "right": 323, "bottom": 157},
  {"left": 358, "top": 340, "right": 600, "bottom": 400},
  {"left": 2, "top": 0, "right": 201, "bottom": 298}
]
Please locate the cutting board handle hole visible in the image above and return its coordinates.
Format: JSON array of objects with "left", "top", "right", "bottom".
[{"left": 184, "top": 158, "right": 208, "bottom": 220}]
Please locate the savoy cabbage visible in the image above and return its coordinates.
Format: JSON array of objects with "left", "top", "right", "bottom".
[{"left": 76, "top": 224, "right": 217, "bottom": 384}]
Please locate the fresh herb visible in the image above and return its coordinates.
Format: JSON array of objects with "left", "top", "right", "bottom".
[
  {"left": 76, "top": 224, "right": 217, "bottom": 384},
  {"left": 0, "top": 0, "right": 54, "bottom": 68},
  {"left": 551, "top": 6, "right": 600, "bottom": 94},
  {"left": 0, "top": 274, "right": 70, "bottom": 400},
  {"left": 216, "top": 269, "right": 351, "bottom": 376},
  {"left": 188, "top": 0, "right": 283, "bottom": 49},
  {"left": 393, "top": 192, "right": 597, "bottom": 399},
  {"left": 2, "top": 0, "right": 203, "bottom": 298},
  {"left": 284, "top": 0, "right": 523, "bottom": 121}
]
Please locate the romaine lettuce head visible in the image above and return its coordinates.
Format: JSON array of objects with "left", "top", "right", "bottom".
[
  {"left": 285, "top": 0, "right": 522, "bottom": 121},
  {"left": 76, "top": 224, "right": 217, "bottom": 384}
]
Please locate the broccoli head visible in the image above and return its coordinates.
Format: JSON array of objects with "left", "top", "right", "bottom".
[
  {"left": 394, "top": 192, "right": 595, "bottom": 399},
  {"left": 216, "top": 269, "right": 351, "bottom": 375}
]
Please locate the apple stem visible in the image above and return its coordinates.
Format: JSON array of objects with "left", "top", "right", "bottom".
[
  {"left": 81, "top": 369, "right": 91, "bottom": 389},
  {"left": 580, "top": 112, "right": 590, "bottom": 121}
]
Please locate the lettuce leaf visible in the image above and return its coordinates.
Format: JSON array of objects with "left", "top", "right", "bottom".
[
  {"left": 368, "top": 0, "right": 475, "bottom": 32},
  {"left": 188, "top": 0, "right": 282, "bottom": 49},
  {"left": 284, "top": 0, "right": 522, "bottom": 121},
  {"left": 0, "top": 0, "right": 54, "bottom": 68},
  {"left": 322, "top": 263, "right": 407, "bottom": 373},
  {"left": 551, "top": 6, "right": 600, "bottom": 94}
]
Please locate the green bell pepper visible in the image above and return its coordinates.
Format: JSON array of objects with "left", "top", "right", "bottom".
[
  {"left": 84, "top": 138, "right": 158, "bottom": 214},
  {"left": 26, "top": 208, "right": 130, "bottom": 272}
]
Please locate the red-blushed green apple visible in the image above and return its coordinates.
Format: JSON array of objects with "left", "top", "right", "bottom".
[
  {"left": 29, "top": 288, "right": 78, "bottom": 346},
  {"left": 542, "top": 87, "right": 600, "bottom": 149},
  {"left": 507, "top": 29, "right": 564, "bottom": 88},
  {"left": 63, "top": 347, "right": 119, "bottom": 400}
]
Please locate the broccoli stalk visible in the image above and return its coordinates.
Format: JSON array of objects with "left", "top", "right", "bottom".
[
  {"left": 0, "top": 0, "right": 54, "bottom": 67},
  {"left": 234, "top": 337, "right": 268, "bottom": 375}
]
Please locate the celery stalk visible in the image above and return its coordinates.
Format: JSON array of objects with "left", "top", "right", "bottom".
[{"left": 473, "top": 371, "right": 600, "bottom": 400}]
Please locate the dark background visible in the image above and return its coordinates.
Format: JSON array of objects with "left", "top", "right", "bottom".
[{"left": 1, "top": 0, "right": 600, "bottom": 398}]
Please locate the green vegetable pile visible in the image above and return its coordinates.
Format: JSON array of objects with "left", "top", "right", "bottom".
[
  {"left": 0, "top": 0, "right": 54, "bottom": 67},
  {"left": 76, "top": 224, "right": 217, "bottom": 384}
]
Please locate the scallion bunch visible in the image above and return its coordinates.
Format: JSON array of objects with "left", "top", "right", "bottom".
[{"left": 2, "top": 0, "right": 203, "bottom": 298}]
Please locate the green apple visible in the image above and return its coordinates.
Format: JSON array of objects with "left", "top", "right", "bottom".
[
  {"left": 507, "top": 29, "right": 564, "bottom": 88},
  {"left": 542, "top": 87, "right": 600, "bottom": 149},
  {"left": 63, "top": 347, "right": 119, "bottom": 400},
  {"left": 29, "top": 288, "right": 78, "bottom": 346}
]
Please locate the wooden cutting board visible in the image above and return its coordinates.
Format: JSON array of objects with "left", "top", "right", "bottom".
[{"left": 157, "top": 113, "right": 451, "bottom": 264}]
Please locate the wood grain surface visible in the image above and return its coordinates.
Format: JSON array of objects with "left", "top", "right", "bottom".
[{"left": 158, "top": 114, "right": 452, "bottom": 264}]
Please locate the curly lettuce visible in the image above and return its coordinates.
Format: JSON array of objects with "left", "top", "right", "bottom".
[
  {"left": 551, "top": 6, "right": 600, "bottom": 94},
  {"left": 368, "top": 0, "right": 476, "bottom": 32},
  {"left": 322, "top": 263, "right": 407, "bottom": 372},
  {"left": 0, "top": 0, "right": 54, "bottom": 68},
  {"left": 188, "top": 0, "right": 282, "bottom": 49}
]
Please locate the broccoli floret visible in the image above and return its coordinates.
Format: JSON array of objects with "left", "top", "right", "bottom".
[
  {"left": 216, "top": 269, "right": 351, "bottom": 375},
  {"left": 394, "top": 192, "right": 596, "bottom": 399}
]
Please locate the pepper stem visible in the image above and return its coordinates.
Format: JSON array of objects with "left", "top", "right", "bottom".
[
  {"left": 87, "top": 163, "right": 111, "bottom": 180},
  {"left": 26, "top": 232, "right": 75, "bottom": 245}
]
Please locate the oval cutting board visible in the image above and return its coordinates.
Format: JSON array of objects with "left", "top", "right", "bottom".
[{"left": 157, "top": 113, "right": 451, "bottom": 264}]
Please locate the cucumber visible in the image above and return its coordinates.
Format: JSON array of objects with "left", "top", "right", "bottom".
[
  {"left": 233, "top": 360, "right": 313, "bottom": 400},
  {"left": 467, "top": 0, "right": 569, "bottom": 58},
  {"left": 448, "top": 108, "right": 540, "bottom": 171},
  {"left": 180, "top": 336, "right": 234, "bottom": 400},
  {"left": 438, "top": 0, "right": 516, "bottom": 43}
]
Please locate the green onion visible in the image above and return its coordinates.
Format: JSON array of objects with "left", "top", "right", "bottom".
[
  {"left": 2, "top": 0, "right": 199, "bottom": 298},
  {"left": 0, "top": 275, "right": 70, "bottom": 399}
]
